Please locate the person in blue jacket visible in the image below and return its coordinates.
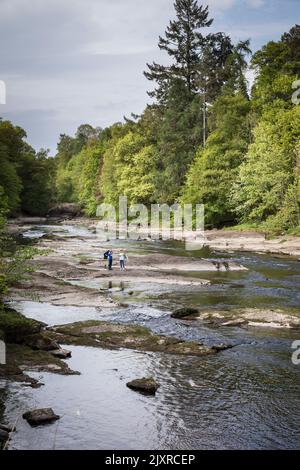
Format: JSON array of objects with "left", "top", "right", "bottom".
[{"left": 108, "top": 250, "right": 113, "bottom": 270}]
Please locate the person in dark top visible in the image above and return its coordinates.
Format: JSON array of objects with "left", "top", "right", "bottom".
[
  {"left": 108, "top": 250, "right": 113, "bottom": 270},
  {"left": 103, "top": 250, "right": 110, "bottom": 269}
]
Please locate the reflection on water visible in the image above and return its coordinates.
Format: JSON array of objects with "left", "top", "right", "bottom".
[
  {"left": 3, "top": 345, "right": 300, "bottom": 450},
  {"left": 8, "top": 302, "right": 107, "bottom": 327},
  {"left": 2, "top": 223, "right": 300, "bottom": 449}
]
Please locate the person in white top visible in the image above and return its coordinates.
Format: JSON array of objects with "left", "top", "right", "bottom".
[{"left": 119, "top": 251, "right": 128, "bottom": 271}]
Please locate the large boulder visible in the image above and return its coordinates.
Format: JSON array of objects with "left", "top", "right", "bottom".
[
  {"left": 48, "top": 203, "right": 82, "bottom": 217},
  {"left": 126, "top": 377, "right": 160, "bottom": 395},
  {"left": 23, "top": 408, "right": 60, "bottom": 426}
]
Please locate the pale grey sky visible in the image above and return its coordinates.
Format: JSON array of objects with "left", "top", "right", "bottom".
[{"left": 0, "top": 0, "right": 297, "bottom": 154}]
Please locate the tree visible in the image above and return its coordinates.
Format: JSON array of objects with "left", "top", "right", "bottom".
[
  {"left": 101, "top": 126, "right": 158, "bottom": 206},
  {"left": 144, "top": 0, "right": 213, "bottom": 101},
  {"left": 0, "top": 119, "right": 26, "bottom": 214},
  {"left": 0, "top": 186, "right": 8, "bottom": 231},
  {"left": 19, "top": 148, "right": 55, "bottom": 216},
  {"left": 181, "top": 92, "right": 251, "bottom": 226},
  {"left": 232, "top": 105, "right": 300, "bottom": 226},
  {"left": 55, "top": 124, "right": 104, "bottom": 206},
  {"left": 197, "top": 35, "right": 251, "bottom": 102},
  {"left": 251, "top": 25, "right": 300, "bottom": 108},
  {"left": 75, "top": 124, "right": 102, "bottom": 150},
  {"left": 153, "top": 78, "right": 203, "bottom": 203}
]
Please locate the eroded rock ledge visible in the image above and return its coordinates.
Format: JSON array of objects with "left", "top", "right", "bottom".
[
  {"left": 0, "top": 307, "right": 78, "bottom": 386},
  {"left": 48, "top": 320, "right": 232, "bottom": 356}
]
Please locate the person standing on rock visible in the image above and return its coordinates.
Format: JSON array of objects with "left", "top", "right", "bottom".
[
  {"left": 103, "top": 250, "right": 110, "bottom": 269},
  {"left": 119, "top": 251, "right": 128, "bottom": 271},
  {"left": 108, "top": 250, "right": 113, "bottom": 270}
]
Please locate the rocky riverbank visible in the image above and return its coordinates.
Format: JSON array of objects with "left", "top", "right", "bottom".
[
  {"left": 2, "top": 217, "right": 300, "bottom": 389},
  {"left": 52, "top": 217, "right": 300, "bottom": 258},
  {"left": 1, "top": 218, "right": 300, "bottom": 450}
]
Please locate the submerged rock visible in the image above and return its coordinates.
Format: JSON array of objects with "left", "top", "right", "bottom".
[
  {"left": 23, "top": 408, "right": 60, "bottom": 426},
  {"left": 171, "top": 307, "right": 199, "bottom": 319},
  {"left": 127, "top": 377, "right": 159, "bottom": 395},
  {"left": 50, "top": 349, "right": 72, "bottom": 359},
  {"left": 212, "top": 343, "right": 233, "bottom": 352}
]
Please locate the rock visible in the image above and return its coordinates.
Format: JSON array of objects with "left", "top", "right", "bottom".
[
  {"left": 50, "top": 349, "right": 72, "bottom": 359},
  {"left": 0, "top": 424, "right": 16, "bottom": 433},
  {"left": 171, "top": 307, "right": 199, "bottom": 319},
  {"left": 25, "top": 333, "right": 59, "bottom": 351},
  {"left": 212, "top": 343, "right": 233, "bottom": 352},
  {"left": 0, "top": 307, "right": 43, "bottom": 344},
  {"left": 0, "top": 428, "right": 9, "bottom": 443},
  {"left": 48, "top": 203, "right": 82, "bottom": 217},
  {"left": 221, "top": 319, "right": 247, "bottom": 327},
  {"left": 23, "top": 408, "right": 60, "bottom": 426},
  {"left": 126, "top": 377, "right": 160, "bottom": 395},
  {"left": 50, "top": 320, "right": 217, "bottom": 357}
]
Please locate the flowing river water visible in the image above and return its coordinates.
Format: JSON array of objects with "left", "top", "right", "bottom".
[{"left": 1, "top": 223, "right": 300, "bottom": 449}]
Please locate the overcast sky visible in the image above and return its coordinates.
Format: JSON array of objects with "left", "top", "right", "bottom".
[{"left": 0, "top": 0, "right": 298, "bottom": 154}]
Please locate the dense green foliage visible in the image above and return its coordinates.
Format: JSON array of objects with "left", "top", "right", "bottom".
[
  {"left": 55, "top": 125, "right": 106, "bottom": 215},
  {"left": 0, "top": 119, "right": 55, "bottom": 216},
  {"left": 1, "top": 1, "right": 299, "bottom": 235},
  {"left": 182, "top": 92, "right": 252, "bottom": 226}
]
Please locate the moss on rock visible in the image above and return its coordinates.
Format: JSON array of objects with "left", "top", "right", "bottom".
[{"left": 0, "top": 307, "right": 43, "bottom": 343}]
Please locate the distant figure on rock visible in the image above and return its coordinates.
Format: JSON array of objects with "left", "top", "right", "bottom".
[
  {"left": 119, "top": 251, "right": 128, "bottom": 271},
  {"left": 103, "top": 250, "right": 110, "bottom": 269},
  {"left": 108, "top": 250, "right": 113, "bottom": 270}
]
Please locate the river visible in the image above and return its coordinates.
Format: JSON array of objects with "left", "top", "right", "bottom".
[{"left": 1, "top": 223, "right": 300, "bottom": 449}]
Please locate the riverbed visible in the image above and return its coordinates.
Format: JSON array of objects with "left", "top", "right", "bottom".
[{"left": 1, "top": 222, "right": 300, "bottom": 450}]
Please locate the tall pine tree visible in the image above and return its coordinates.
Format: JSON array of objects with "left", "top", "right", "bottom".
[{"left": 144, "top": 0, "right": 213, "bottom": 102}]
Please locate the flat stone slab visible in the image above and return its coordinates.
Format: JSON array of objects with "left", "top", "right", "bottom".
[
  {"left": 23, "top": 408, "right": 60, "bottom": 426},
  {"left": 127, "top": 377, "right": 160, "bottom": 395}
]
